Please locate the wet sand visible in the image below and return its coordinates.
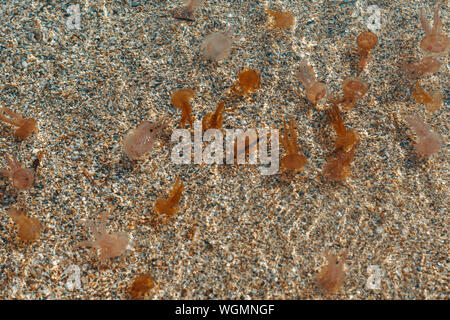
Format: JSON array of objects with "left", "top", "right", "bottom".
[{"left": 0, "top": 0, "right": 448, "bottom": 299}]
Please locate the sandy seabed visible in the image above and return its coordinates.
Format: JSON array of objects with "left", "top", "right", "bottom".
[{"left": 0, "top": 0, "right": 448, "bottom": 299}]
